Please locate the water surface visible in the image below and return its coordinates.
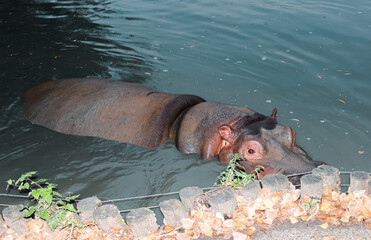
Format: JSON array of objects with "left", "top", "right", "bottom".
[{"left": 0, "top": 0, "right": 370, "bottom": 213}]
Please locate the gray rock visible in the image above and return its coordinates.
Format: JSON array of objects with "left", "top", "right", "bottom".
[
  {"left": 2, "top": 205, "right": 27, "bottom": 235},
  {"left": 126, "top": 208, "right": 158, "bottom": 237},
  {"left": 300, "top": 174, "right": 323, "bottom": 199},
  {"left": 261, "top": 174, "right": 291, "bottom": 192},
  {"left": 368, "top": 179, "right": 371, "bottom": 196},
  {"left": 312, "top": 165, "right": 341, "bottom": 193},
  {"left": 179, "top": 186, "right": 204, "bottom": 211},
  {"left": 206, "top": 187, "right": 237, "bottom": 218},
  {"left": 349, "top": 171, "right": 370, "bottom": 192},
  {"left": 77, "top": 196, "right": 102, "bottom": 222},
  {"left": 93, "top": 204, "right": 127, "bottom": 234},
  {"left": 159, "top": 199, "right": 188, "bottom": 226},
  {"left": 237, "top": 180, "right": 261, "bottom": 201}
]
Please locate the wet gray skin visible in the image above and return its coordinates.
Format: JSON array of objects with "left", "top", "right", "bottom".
[{"left": 219, "top": 122, "right": 324, "bottom": 186}]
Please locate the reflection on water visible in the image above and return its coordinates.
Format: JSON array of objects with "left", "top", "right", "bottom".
[{"left": 0, "top": 0, "right": 370, "bottom": 212}]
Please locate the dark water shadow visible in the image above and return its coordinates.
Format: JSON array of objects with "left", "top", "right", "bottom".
[{"left": 0, "top": 0, "right": 153, "bottom": 104}]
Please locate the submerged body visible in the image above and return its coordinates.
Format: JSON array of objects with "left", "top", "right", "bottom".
[{"left": 22, "top": 78, "right": 323, "bottom": 179}]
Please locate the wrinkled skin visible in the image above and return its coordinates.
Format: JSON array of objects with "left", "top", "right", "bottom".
[
  {"left": 22, "top": 78, "right": 323, "bottom": 182},
  {"left": 169, "top": 102, "right": 324, "bottom": 184}
]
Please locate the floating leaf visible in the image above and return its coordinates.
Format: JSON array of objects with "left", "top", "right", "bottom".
[{"left": 337, "top": 99, "right": 346, "bottom": 104}]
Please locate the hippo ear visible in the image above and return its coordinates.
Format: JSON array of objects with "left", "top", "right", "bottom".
[
  {"left": 218, "top": 125, "right": 233, "bottom": 142},
  {"left": 270, "top": 108, "right": 277, "bottom": 121}
]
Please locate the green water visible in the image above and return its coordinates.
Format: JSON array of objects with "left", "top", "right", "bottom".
[{"left": 0, "top": 0, "right": 370, "bottom": 213}]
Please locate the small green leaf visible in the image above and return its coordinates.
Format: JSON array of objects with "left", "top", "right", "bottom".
[
  {"left": 57, "top": 200, "right": 66, "bottom": 206},
  {"left": 15, "top": 174, "right": 27, "bottom": 185},
  {"left": 40, "top": 188, "right": 53, "bottom": 205},
  {"left": 6, "top": 179, "right": 14, "bottom": 191},
  {"left": 31, "top": 189, "right": 41, "bottom": 200},
  {"left": 48, "top": 218, "right": 59, "bottom": 230},
  {"left": 25, "top": 171, "right": 37, "bottom": 176},
  {"left": 65, "top": 194, "right": 79, "bottom": 202},
  {"left": 52, "top": 191, "right": 61, "bottom": 197},
  {"left": 47, "top": 183, "right": 58, "bottom": 189},
  {"left": 62, "top": 204, "right": 76, "bottom": 212},
  {"left": 44, "top": 194, "right": 53, "bottom": 205},
  {"left": 20, "top": 203, "right": 29, "bottom": 211},
  {"left": 23, "top": 206, "right": 35, "bottom": 218},
  {"left": 36, "top": 179, "right": 48, "bottom": 184},
  {"left": 23, "top": 182, "right": 30, "bottom": 190},
  {"left": 47, "top": 211, "right": 66, "bottom": 230},
  {"left": 17, "top": 183, "right": 25, "bottom": 191},
  {"left": 39, "top": 208, "right": 49, "bottom": 221}
]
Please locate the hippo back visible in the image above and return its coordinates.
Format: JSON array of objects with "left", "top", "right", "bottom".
[{"left": 22, "top": 78, "right": 205, "bottom": 149}]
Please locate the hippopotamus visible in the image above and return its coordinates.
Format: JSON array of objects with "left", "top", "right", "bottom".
[{"left": 22, "top": 78, "right": 323, "bottom": 181}]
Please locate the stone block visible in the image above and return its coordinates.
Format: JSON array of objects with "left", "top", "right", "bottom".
[
  {"left": 349, "top": 171, "right": 370, "bottom": 192},
  {"left": 206, "top": 187, "right": 237, "bottom": 218},
  {"left": 159, "top": 199, "right": 188, "bottom": 226},
  {"left": 2, "top": 204, "right": 27, "bottom": 235},
  {"left": 300, "top": 174, "right": 323, "bottom": 199},
  {"left": 312, "top": 165, "right": 341, "bottom": 193},
  {"left": 77, "top": 196, "right": 102, "bottom": 222},
  {"left": 237, "top": 180, "right": 261, "bottom": 201},
  {"left": 126, "top": 207, "right": 158, "bottom": 237},
  {"left": 261, "top": 173, "right": 291, "bottom": 192},
  {"left": 179, "top": 186, "right": 204, "bottom": 211},
  {"left": 93, "top": 204, "right": 127, "bottom": 234},
  {"left": 368, "top": 180, "right": 371, "bottom": 196}
]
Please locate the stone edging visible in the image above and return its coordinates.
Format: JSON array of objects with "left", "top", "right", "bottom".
[{"left": 1, "top": 165, "right": 370, "bottom": 239}]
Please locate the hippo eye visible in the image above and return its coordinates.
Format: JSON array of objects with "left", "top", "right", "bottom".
[{"left": 248, "top": 149, "right": 255, "bottom": 154}]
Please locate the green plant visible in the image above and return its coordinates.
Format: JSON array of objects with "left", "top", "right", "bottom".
[
  {"left": 303, "top": 199, "right": 320, "bottom": 210},
  {"left": 216, "top": 153, "right": 264, "bottom": 188},
  {"left": 6, "top": 171, "right": 79, "bottom": 230}
]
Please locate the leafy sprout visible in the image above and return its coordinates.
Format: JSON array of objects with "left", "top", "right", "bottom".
[
  {"left": 303, "top": 199, "right": 320, "bottom": 210},
  {"left": 6, "top": 171, "right": 80, "bottom": 230},
  {"left": 216, "top": 153, "right": 264, "bottom": 188}
]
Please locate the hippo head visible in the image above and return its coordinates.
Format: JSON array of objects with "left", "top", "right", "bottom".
[{"left": 218, "top": 109, "right": 324, "bottom": 184}]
